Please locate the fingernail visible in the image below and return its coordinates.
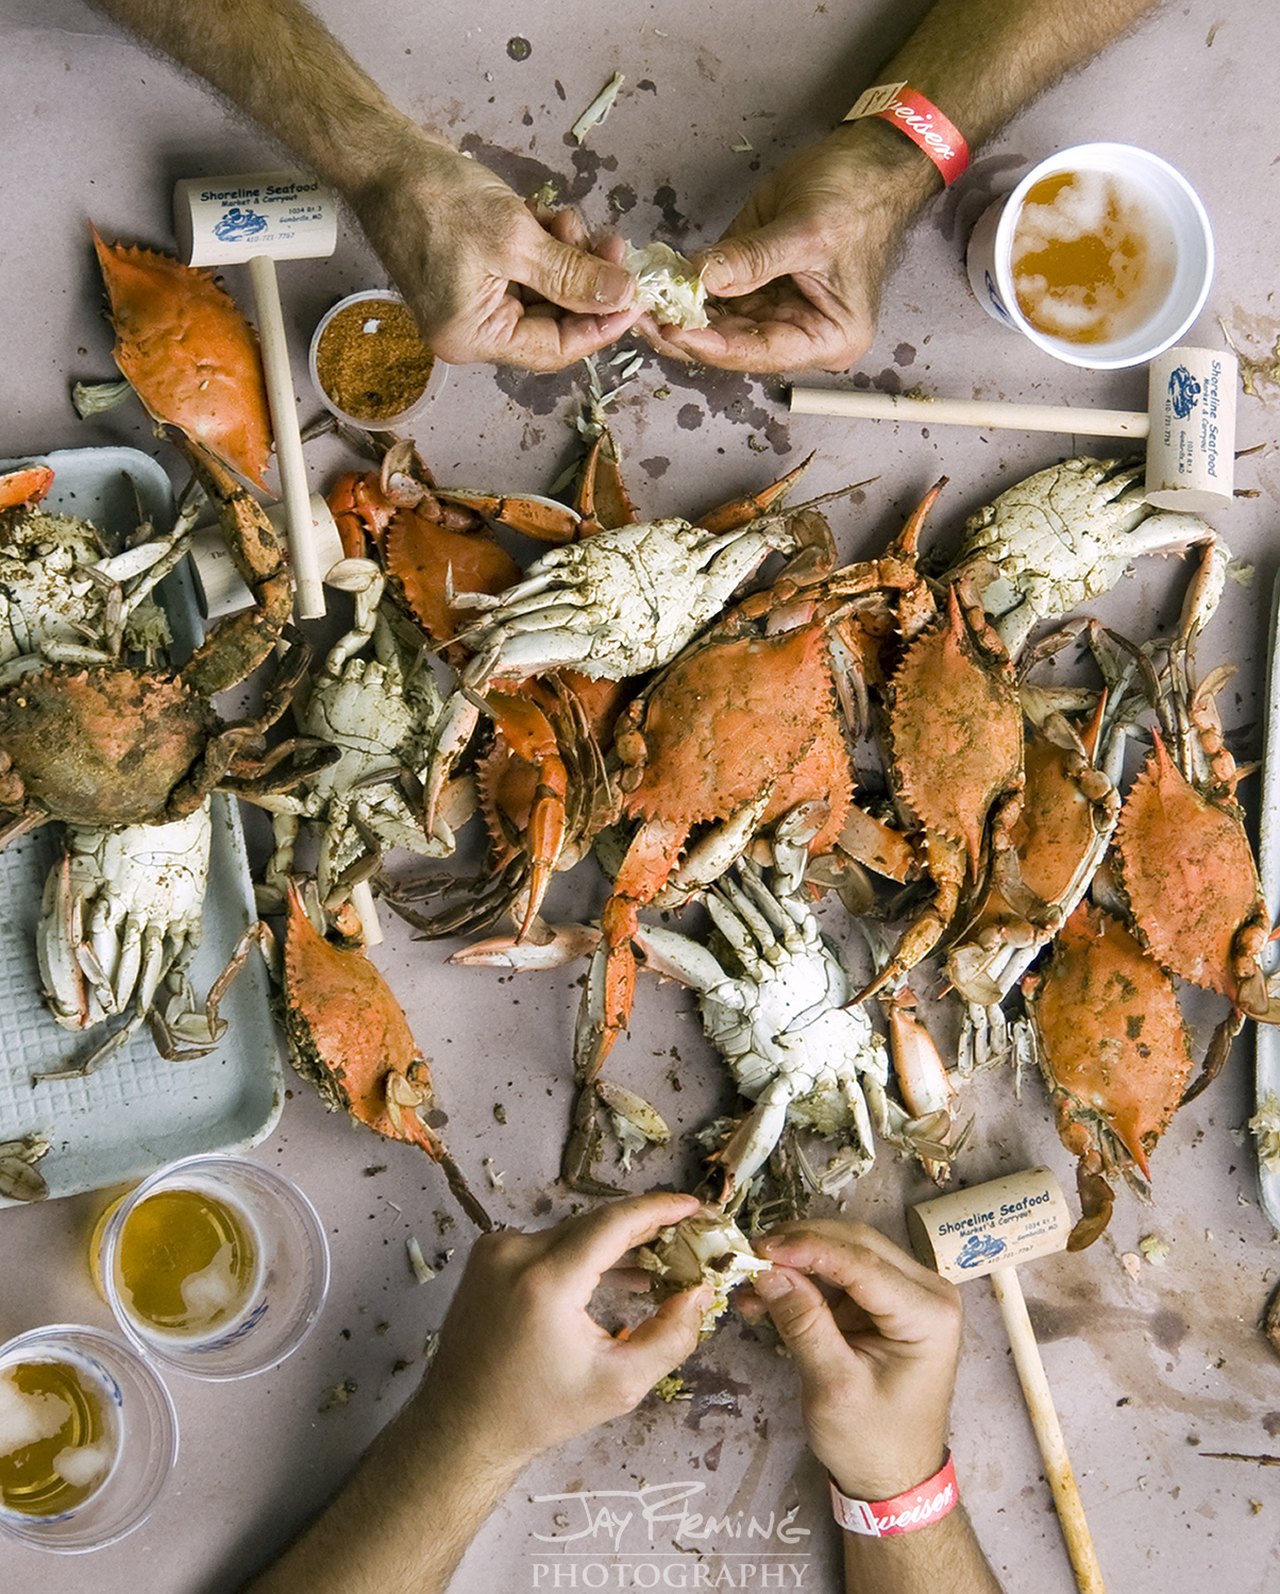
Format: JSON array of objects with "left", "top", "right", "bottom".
[
  {"left": 700, "top": 261, "right": 731, "bottom": 293},
  {"left": 753, "top": 1268, "right": 791, "bottom": 1301}
]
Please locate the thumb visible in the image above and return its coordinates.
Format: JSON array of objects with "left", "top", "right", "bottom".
[
  {"left": 696, "top": 222, "right": 813, "bottom": 297},
  {"left": 613, "top": 1284, "right": 712, "bottom": 1382},
  {"left": 518, "top": 232, "right": 636, "bottom": 313},
  {"left": 754, "top": 1266, "right": 850, "bottom": 1375}
]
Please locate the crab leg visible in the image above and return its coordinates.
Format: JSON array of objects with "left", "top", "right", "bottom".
[
  {"left": 483, "top": 690, "right": 569, "bottom": 940},
  {"left": 433, "top": 488, "right": 582, "bottom": 543},
  {"left": 171, "top": 434, "right": 292, "bottom": 695}
]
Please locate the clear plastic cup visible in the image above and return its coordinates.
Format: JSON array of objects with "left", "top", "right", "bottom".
[
  {"left": 965, "top": 142, "right": 1214, "bottom": 370},
  {"left": 96, "top": 1154, "right": 329, "bottom": 1381},
  {"left": 0, "top": 1324, "right": 177, "bottom": 1553},
  {"left": 308, "top": 288, "right": 447, "bottom": 430}
]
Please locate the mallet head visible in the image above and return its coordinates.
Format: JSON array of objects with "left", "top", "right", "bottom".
[
  {"left": 174, "top": 172, "right": 337, "bottom": 267},
  {"left": 907, "top": 1166, "right": 1074, "bottom": 1283}
]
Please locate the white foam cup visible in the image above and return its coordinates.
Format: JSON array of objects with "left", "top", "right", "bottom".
[{"left": 965, "top": 143, "right": 1214, "bottom": 370}]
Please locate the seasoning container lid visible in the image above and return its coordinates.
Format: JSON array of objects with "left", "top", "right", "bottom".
[{"left": 308, "top": 289, "right": 446, "bottom": 431}]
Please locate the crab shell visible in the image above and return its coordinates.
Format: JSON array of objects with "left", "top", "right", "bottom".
[
  {"left": 92, "top": 229, "right": 272, "bottom": 488},
  {"left": 0, "top": 666, "right": 215, "bottom": 825},
  {"left": 1115, "top": 729, "right": 1269, "bottom": 1011},
  {"left": 278, "top": 886, "right": 494, "bottom": 1229},
  {"left": 1026, "top": 901, "right": 1193, "bottom": 1249},
  {"left": 0, "top": 465, "right": 54, "bottom": 513},
  {"left": 385, "top": 503, "right": 522, "bottom": 646},
  {"left": 947, "top": 715, "right": 1119, "bottom": 1005},
  {"left": 281, "top": 883, "right": 433, "bottom": 1139},
  {"left": 622, "top": 618, "right": 851, "bottom": 851},
  {"left": 887, "top": 583, "right": 1023, "bottom": 876}
]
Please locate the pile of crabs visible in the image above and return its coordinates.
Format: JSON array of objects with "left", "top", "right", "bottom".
[{"left": 2, "top": 231, "right": 1274, "bottom": 1271}]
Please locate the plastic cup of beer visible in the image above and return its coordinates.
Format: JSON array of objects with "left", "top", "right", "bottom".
[
  {"left": 95, "top": 1154, "right": 330, "bottom": 1381},
  {"left": 965, "top": 142, "right": 1213, "bottom": 370},
  {"left": 0, "top": 1324, "right": 177, "bottom": 1552}
]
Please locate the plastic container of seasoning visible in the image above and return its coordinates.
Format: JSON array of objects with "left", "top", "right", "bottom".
[{"left": 308, "top": 289, "right": 445, "bottom": 430}]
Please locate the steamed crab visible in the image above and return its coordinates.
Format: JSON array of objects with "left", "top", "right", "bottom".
[
  {"left": 946, "top": 683, "right": 1124, "bottom": 1073},
  {"left": 256, "top": 558, "right": 471, "bottom": 910},
  {"left": 945, "top": 455, "right": 1215, "bottom": 655},
  {"left": 623, "top": 806, "right": 891, "bottom": 1205},
  {"left": 0, "top": 435, "right": 330, "bottom": 846},
  {"left": 421, "top": 451, "right": 832, "bottom": 825},
  {"left": 1025, "top": 901, "right": 1193, "bottom": 1250},
  {"left": 1111, "top": 543, "right": 1280, "bottom": 1040},
  {"left": 239, "top": 882, "right": 493, "bottom": 1230},
  {"left": 86, "top": 229, "right": 272, "bottom": 488},
  {"left": 853, "top": 574, "right": 1025, "bottom": 1002},
  {"left": 0, "top": 463, "right": 192, "bottom": 687},
  {"left": 35, "top": 803, "right": 239, "bottom": 1079}
]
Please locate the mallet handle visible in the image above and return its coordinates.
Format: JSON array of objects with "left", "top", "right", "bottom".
[
  {"left": 991, "top": 1265, "right": 1107, "bottom": 1594},
  {"left": 788, "top": 386, "right": 1150, "bottom": 440},
  {"left": 247, "top": 254, "right": 327, "bottom": 620}
]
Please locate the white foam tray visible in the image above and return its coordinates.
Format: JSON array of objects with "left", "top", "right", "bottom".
[
  {"left": 0, "top": 447, "right": 283, "bottom": 1206},
  {"left": 1256, "top": 567, "right": 1280, "bottom": 1232}
]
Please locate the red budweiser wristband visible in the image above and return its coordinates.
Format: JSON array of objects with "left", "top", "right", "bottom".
[
  {"left": 843, "top": 82, "right": 970, "bottom": 185},
  {"left": 829, "top": 1450, "right": 959, "bottom": 1537}
]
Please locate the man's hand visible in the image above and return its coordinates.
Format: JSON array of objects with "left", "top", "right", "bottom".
[
  {"left": 648, "top": 124, "right": 932, "bottom": 374},
  {"left": 418, "top": 1191, "right": 712, "bottom": 1473},
  {"left": 742, "top": 1219, "right": 962, "bottom": 1500},
  {"left": 354, "top": 135, "right": 643, "bottom": 371}
]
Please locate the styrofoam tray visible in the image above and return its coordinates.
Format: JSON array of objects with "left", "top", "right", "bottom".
[
  {"left": 0, "top": 447, "right": 283, "bottom": 1206},
  {"left": 1255, "top": 566, "right": 1280, "bottom": 1232}
]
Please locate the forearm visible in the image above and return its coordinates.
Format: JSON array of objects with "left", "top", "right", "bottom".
[
  {"left": 91, "top": 0, "right": 441, "bottom": 200},
  {"left": 876, "top": 0, "right": 1162, "bottom": 150},
  {"left": 828, "top": 0, "right": 1164, "bottom": 227},
  {"left": 243, "top": 1386, "right": 526, "bottom": 1594},
  {"left": 841, "top": 1506, "right": 1003, "bottom": 1594}
]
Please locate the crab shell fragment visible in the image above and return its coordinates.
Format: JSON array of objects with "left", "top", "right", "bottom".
[
  {"left": 637, "top": 1210, "right": 771, "bottom": 1337},
  {"left": 91, "top": 229, "right": 272, "bottom": 489}
]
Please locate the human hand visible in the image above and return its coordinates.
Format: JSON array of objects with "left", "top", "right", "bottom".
[
  {"left": 740, "top": 1219, "right": 962, "bottom": 1499},
  {"left": 352, "top": 131, "right": 643, "bottom": 371},
  {"left": 649, "top": 123, "right": 935, "bottom": 373},
  {"left": 415, "top": 1192, "right": 712, "bottom": 1477}
]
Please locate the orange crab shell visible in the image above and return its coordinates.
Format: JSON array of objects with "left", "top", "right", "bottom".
[
  {"left": 0, "top": 665, "right": 214, "bottom": 825},
  {"left": 0, "top": 465, "right": 55, "bottom": 512},
  {"left": 1028, "top": 901, "right": 1193, "bottom": 1186},
  {"left": 1115, "top": 729, "right": 1267, "bottom": 1005},
  {"left": 888, "top": 584, "right": 1023, "bottom": 874},
  {"left": 280, "top": 884, "right": 436, "bottom": 1141},
  {"left": 384, "top": 502, "right": 522, "bottom": 645},
  {"left": 623, "top": 620, "right": 850, "bottom": 852},
  {"left": 91, "top": 229, "right": 272, "bottom": 489}
]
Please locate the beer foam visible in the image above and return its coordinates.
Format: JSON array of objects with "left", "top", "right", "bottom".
[
  {"left": 1010, "top": 169, "right": 1175, "bottom": 345},
  {"left": 0, "top": 1372, "right": 70, "bottom": 1457},
  {"left": 179, "top": 1240, "right": 241, "bottom": 1321},
  {"left": 1016, "top": 170, "right": 1115, "bottom": 251},
  {"left": 52, "top": 1442, "right": 111, "bottom": 1489}
]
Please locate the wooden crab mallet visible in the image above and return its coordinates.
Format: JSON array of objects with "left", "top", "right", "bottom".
[
  {"left": 174, "top": 172, "right": 338, "bottom": 619},
  {"left": 907, "top": 1167, "right": 1107, "bottom": 1594},
  {"left": 791, "top": 343, "right": 1239, "bottom": 515}
]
